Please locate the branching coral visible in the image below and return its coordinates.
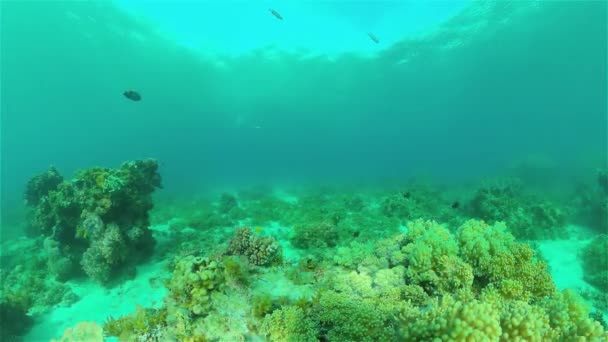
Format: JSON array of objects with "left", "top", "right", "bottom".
[
  {"left": 457, "top": 220, "right": 555, "bottom": 301},
  {"left": 0, "top": 297, "right": 34, "bottom": 341},
  {"left": 226, "top": 227, "right": 281, "bottom": 266},
  {"left": 260, "top": 305, "right": 319, "bottom": 342},
  {"left": 315, "top": 291, "right": 397, "bottom": 342},
  {"left": 581, "top": 234, "right": 608, "bottom": 292},
  {"left": 467, "top": 179, "right": 568, "bottom": 239},
  {"left": 401, "top": 294, "right": 502, "bottom": 341},
  {"left": 574, "top": 169, "right": 608, "bottom": 234},
  {"left": 402, "top": 220, "right": 474, "bottom": 295},
  {"left": 104, "top": 305, "right": 167, "bottom": 341},
  {"left": 290, "top": 221, "right": 339, "bottom": 249}
]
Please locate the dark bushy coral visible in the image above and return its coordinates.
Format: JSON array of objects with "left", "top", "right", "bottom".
[
  {"left": 0, "top": 298, "right": 33, "bottom": 341},
  {"left": 581, "top": 235, "right": 608, "bottom": 292},
  {"left": 467, "top": 179, "right": 568, "bottom": 239},
  {"left": 24, "top": 159, "right": 161, "bottom": 283},
  {"left": 290, "top": 221, "right": 339, "bottom": 249},
  {"left": 24, "top": 166, "right": 63, "bottom": 206},
  {"left": 226, "top": 227, "right": 281, "bottom": 266},
  {"left": 573, "top": 169, "right": 608, "bottom": 234}
]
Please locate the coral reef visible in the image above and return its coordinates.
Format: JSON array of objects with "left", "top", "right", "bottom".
[
  {"left": 24, "top": 166, "right": 63, "bottom": 206},
  {"left": 11, "top": 176, "right": 608, "bottom": 341},
  {"left": 51, "top": 321, "right": 103, "bottom": 342},
  {"left": 23, "top": 159, "right": 161, "bottom": 283},
  {"left": 467, "top": 179, "right": 568, "bottom": 239},
  {"left": 104, "top": 305, "right": 167, "bottom": 341},
  {"left": 0, "top": 297, "right": 34, "bottom": 341},
  {"left": 226, "top": 227, "right": 282, "bottom": 266},
  {"left": 573, "top": 169, "right": 608, "bottom": 234},
  {"left": 290, "top": 221, "right": 339, "bottom": 249},
  {"left": 260, "top": 305, "right": 318, "bottom": 342},
  {"left": 581, "top": 234, "right": 608, "bottom": 292}
]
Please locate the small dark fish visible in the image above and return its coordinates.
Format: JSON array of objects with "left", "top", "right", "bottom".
[
  {"left": 353, "top": 231, "right": 360, "bottom": 238},
  {"left": 402, "top": 191, "right": 411, "bottom": 199},
  {"left": 123, "top": 90, "right": 141, "bottom": 101},
  {"left": 367, "top": 33, "right": 379, "bottom": 44},
  {"left": 269, "top": 8, "right": 283, "bottom": 20},
  {"left": 451, "top": 201, "right": 460, "bottom": 209}
]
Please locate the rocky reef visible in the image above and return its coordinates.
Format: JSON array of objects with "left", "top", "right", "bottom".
[{"left": 23, "top": 159, "right": 162, "bottom": 283}]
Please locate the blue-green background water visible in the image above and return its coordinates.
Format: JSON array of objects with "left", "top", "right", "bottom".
[{"left": 1, "top": 1, "right": 606, "bottom": 234}]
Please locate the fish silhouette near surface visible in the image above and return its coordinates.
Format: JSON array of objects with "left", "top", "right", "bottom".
[
  {"left": 269, "top": 8, "right": 283, "bottom": 20},
  {"left": 368, "top": 33, "right": 380, "bottom": 44},
  {"left": 123, "top": 90, "right": 141, "bottom": 101}
]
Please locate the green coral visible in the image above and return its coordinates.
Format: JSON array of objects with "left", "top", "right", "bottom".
[
  {"left": 24, "top": 166, "right": 63, "bottom": 206},
  {"left": 402, "top": 220, "right": 474, "bottom": 295},
  {"left": 581, "top": 235, "right": 608, "bottom": 292},
  {"left": 104, "top": 305, "right": 167, "bottom": 341},
  {"left": 401, "top": 294, "right": 502, "bottom": 341},
  {"left": 290, "top": 221, "right": 339, "bottom": 249},
  {"left": 23, "top": 159, "right": 161, "bottom": 284},
  {"left": 0, "top": 298, "right": 34, "bottom": 341},
  {"left": 315, "top": 291, "right": 396, "bottom": 341},
  {"left": 226, "top": 227, "right": 282, "bottom": 266},
  {"left": 166, "top": 255, "right": 224, "bottom": 317},
  {"left": 457, "top": 220, "right": 555, "bottom": 301},
  {"left": 539, "top": 290, "right": 608, "bottom": 340},
  {"left": 467, "top": 179, "right": 568, "bottom": 239},
  {"left": 260, "top": 305, "right": 319, "bottom": 342}
]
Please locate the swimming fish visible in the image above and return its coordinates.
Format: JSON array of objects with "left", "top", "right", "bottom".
[
  {"left": 402, "top": 191, "right": 411, "bottom": 199},
  {"left": 451, "top": 201, "right": 460, "bottom": 209},
  {"left": 123, "top": 90, "right": 141, "bottom": 101},
  {"left": 269, "top": 8, "right": 283, "bottom": 20},
  {"left": 367, "top": 33, "right": 380, "bottom": 44}
]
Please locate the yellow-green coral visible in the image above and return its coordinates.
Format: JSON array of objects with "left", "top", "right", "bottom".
[
  {"left": 457, "top": 219, "right": 555, "bottom": 301},
  {"left": 401, "top": 220, "right": 473, "bottom": 295},
  {"left": 400, "top": 293, "right": 500, "bottom": 341},
  {"left": 166, "top": 255, "right": 224, "bottom": 317},
  {"left": 316, "top": 291, "right": 397, "bottom": 342},
  {"left": 260, "top": 305, "right": 318, "bottom": 342},
  {"left": 104, "top": 305, "right": 166, "bottom": 341},
  {"left": 539, "top": 289, "right": 608, "bottom": 340}
]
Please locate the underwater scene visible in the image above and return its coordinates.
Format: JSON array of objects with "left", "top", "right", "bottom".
[{"left": 1, "top": 1, "right": 607, "bottom": 341}]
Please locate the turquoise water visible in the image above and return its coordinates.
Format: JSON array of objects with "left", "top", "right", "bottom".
[{"left": 1, "top": 1, "right": 607, "bottom": 341}]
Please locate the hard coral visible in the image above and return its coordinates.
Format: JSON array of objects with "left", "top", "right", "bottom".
[
  {"left": 166, "top": 255, "right": 224, "bottom": 317},
  {"left": 457, "top": 220, "right": 555, "bottom": 301},
  {"left": 467, "top": 179, "right": 568, "bottom": 239},
  {"left": 581, "top": 234, "right": 608, "bottom": 292},
  {"left": 401, "top": 294, "right": 502, "bottom": 341},
  {"left": 227, "top": 227, "right": 281, "bottom": 266},
  {"left": 24, "top": 166, "right": 63, "bottom": 206},
  {"left": 316, "top": 291, "right": 396, "bottom": 342},
  {"left": 290, "top": 221, "right": 339, "bottom": 249},
  {"left": 81, "top": 224, "right": 128, "bottom": 283},
  {"left": 23, "top": 159, "right": 161, "bottom": 284},
  {"left": 260, "top": 306, "right": 319, "bottom": 342},
  {"left": 104, "top": 305, "right": 167, "bottom": 341},
  {"left": 402, "top": 220, "right": 473, "bottom": 295}
]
